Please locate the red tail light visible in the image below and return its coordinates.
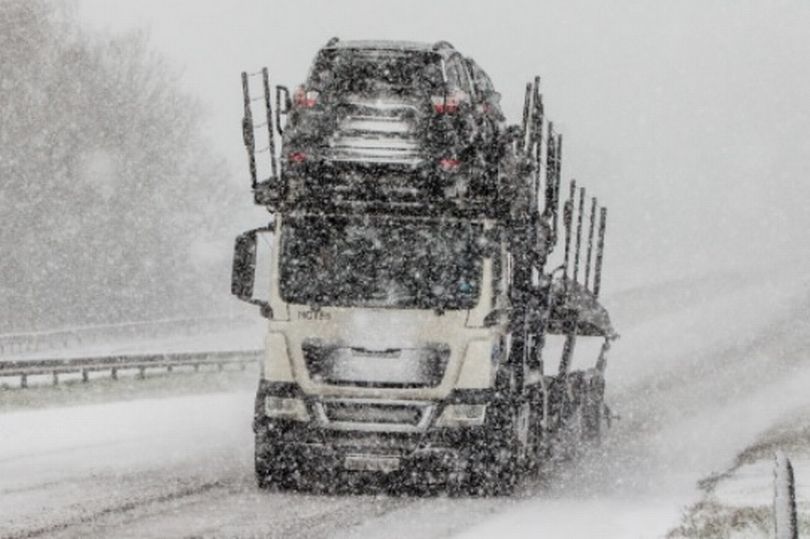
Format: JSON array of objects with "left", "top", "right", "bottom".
[
  {"left": 432, "top": 89, "right": 468, "bottom": 114},
  {"left": 439, "top": 158, "right": 461, "bottom": 171},
  {"left": 293, "top": 86, "right": 319, "bottom": 108},
  {"left": 432, "top": 94, "right": 459, "bottom": 114}
]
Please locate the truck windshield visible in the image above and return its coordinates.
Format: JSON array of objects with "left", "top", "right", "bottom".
[
  {"left": 308, "top": 49, "right": 443, "bottom": 96},
  {"left": 279, "top": 216, "right": 483, "bottom": 310}
]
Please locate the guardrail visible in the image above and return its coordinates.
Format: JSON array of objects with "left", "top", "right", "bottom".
[
  {"left": 774, "top": 451, "right": 799, "bottom": 539},
  {"left": 0, "top": 350, "right": 263, "bottom": 388},
  {"left": 0, "top": 316, "right": 254, "bottom": 356}
]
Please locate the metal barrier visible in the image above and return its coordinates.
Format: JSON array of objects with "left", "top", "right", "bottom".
[
  {"left": 0, "top": 350, "right": 263, "bottom": 388},
  {"left": 774, "top": 451, "right": 799, "bottom": 539},
  {"left": 0, "top": 316, "right": 254, "bottom": 356}
]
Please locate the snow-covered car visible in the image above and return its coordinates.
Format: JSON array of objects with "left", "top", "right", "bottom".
[{"left": 278, "top": 38, "right": 503, "bottom": 200}]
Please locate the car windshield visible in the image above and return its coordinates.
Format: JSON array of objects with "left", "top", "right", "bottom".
[
  {"left": 279, "top": 215, "right": 483, "bottom": 310},
  {"left": 308, "top": 49, "right": 443, "bottom": 96}
]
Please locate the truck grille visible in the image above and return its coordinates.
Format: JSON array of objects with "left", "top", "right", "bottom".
[
  {"left": 302, "top": 342, "right": 449, "bottom": 388},
  {"left": 314, "top": 399, "right": 435, "bottom": 432}
]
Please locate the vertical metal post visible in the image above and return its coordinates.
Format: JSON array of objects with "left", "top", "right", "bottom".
[
  {"left": 572, "top": 187, "right": 586, "bottom": 285},
  {"left": 82, "top": 369, "right": 89, "bottom": 383},
  {"left": 596, "top": 339, "right": 610, "bottom": 373},
  {"left": 593, "top": 207, "right": 608, "bottom": 298},
  {"left": 532, "top": 76, "right": 543, "bottom": 201},
  {"left": 534, "top": 100, "right": 543, "bottom": 202},
  {"left": 553, "top": 134, "right": 563, "bottom": 241},
  {"left": 533, "top": 76, "right": 543, "bottom": 139},
  {"left": 261, "top": 67, "right": 278, "bottom": 179},
  {"left": 111, "top": 367, "right": 118, "bottom": 381},
  {"left": 20, "top": 373, "right": 27, "bottom": 388},
  {"left": 584, "top": 197, "right": 597, "bottom": 290},
  {"left": 774, "top": 452, "right": 799, "bottom": 539},
  {"left": 543, "top": 122, "right": 556, "bottom": 219},
  {"left": 521, "top": 82, "right": 533, "bottom": 153},
  {"left": 241, "top": 72, "right": 257, "bottom": 188},
  {"left": 52, "top": 372, "right": 58, "bottom": 386},
  {"left": 562, "top": 179, "right": 576, "bottom": 294},
  {"left": 558, "top": 332, "right": 577, "bottom": 377}
]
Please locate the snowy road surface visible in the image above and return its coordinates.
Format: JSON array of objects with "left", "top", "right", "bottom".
[{"left": 2, "top": 268, "right": 810, "bottom": 538}]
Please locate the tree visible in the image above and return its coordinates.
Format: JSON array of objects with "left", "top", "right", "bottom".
[{"left": 0, "top": 0, "right": 239, "bottom": 331}]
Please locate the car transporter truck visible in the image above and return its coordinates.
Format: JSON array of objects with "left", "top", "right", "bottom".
[{"left": 231, "top": 38, "right": 617, "bottom": 494}]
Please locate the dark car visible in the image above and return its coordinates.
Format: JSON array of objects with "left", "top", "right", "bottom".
[{"left": 278, "top": 38, "right": 504, "bottom": 202}]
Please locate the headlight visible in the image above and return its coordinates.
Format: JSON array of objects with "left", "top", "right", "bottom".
[
  {"left": 435, "top": 404, "right": 488, "bottom": 427},
  {"left": 265, "top": 396, "right": 309, "bottom": 421}
]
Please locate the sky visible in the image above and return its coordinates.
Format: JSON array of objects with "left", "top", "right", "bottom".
[{"left": 77, "top": 0, "right": 810, "bottom": 289}]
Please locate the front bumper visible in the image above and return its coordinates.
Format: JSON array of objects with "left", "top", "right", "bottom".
[{"left": 254, "top": 382, "right": 499, "bottom": 476}]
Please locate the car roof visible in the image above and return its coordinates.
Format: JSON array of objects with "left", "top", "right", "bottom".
[{"left": 323, "top": 40, "right": 455, "bottom": 57}]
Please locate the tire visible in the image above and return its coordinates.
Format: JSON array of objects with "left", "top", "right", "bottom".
[
  {"left": 580, "top": 374, "right": 606, "bottom": 444},
  {"left": 552, "top": 373, "right": 585, "bottom": 461},
  {"left": 466, "top": 448, "right": 518, "bottom": 496},
  {"left": 465, "top": 401, "right": 529, "bottom": 496},
  {"left": 254, "top": 431, "right": 294, "bottom": 490}
]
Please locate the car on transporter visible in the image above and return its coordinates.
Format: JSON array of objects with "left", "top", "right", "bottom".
[{"left": 276, "top": 38, "right": 506, "bottom": 201}]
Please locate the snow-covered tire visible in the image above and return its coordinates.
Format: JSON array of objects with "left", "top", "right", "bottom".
[
  {"left": 254, "top": 432, "right": 295, "bottom": 490},
  {"left": 465, "top": 402, "right": 529, "bottom": 496},
  {"left": 580, "top": 374, "right": 606, "bottom": 444}
]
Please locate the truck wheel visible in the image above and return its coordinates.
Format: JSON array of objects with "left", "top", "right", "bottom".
[
  {"left": 254, "top": 431, "right": 294, "bottom": 490},
  {"left": 552, "top": 373, "right": 585, "bottom": 461},
  {"left": 580, "top": 375, "right": 606, "bottom": 444},
  {"left": 466, "top": 402, "right": 528, "bottom": 496},
  {"left": 466, "top": 447, "right": 518, "bottom": 496}
]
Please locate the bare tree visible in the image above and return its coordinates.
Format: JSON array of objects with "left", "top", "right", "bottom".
[{"left": 0, "top": 0, "right": 238, "bottom": 331}]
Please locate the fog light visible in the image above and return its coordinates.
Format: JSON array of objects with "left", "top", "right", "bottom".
[
  {"left": 435, "top": 404, "right": 487, "bottom": 427},
  {"left": 265, "top": 396, "right": 309, "bottom": 421}
]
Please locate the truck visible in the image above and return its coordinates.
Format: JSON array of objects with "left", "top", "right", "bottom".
[{"left": 232, "top": 39, "right": 617, "bottom": 494}]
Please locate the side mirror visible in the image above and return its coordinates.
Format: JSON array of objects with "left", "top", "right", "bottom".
[
  {"left": 275, "top": 85, "right": 291, "bottom": 136},
  {"left": 232, "top": 224, "right": 275, "bottom": 318}
]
